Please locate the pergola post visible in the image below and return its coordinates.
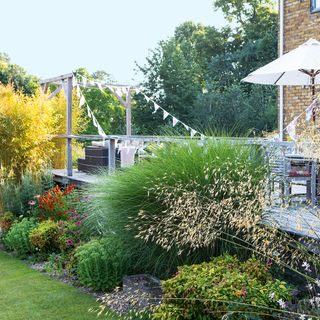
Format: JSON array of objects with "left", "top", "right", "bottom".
[
  {"left": 66, "top": 76, "right": 73, "bottom": 177},
  {"left": 126, "top": 88, "right": 132, "bottom": 136},
  {"left": 108, "top": 138, "right": 116, "bottom": 174}
]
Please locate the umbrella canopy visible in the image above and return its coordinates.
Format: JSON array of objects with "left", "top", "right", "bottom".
[{"left": 242, "top": 38, "right": 320, "bottom": 85}]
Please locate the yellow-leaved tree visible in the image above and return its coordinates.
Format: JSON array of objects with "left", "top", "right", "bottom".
[{"left": 0, "top": 84, "right": 86, "bottom": 180}]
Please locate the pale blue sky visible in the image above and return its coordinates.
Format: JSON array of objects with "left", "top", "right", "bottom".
[{"left": 1, "top": 0, "right": 226, "bottom": 84}]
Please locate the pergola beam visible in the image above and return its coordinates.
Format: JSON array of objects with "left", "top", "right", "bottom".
[{"left": 39, "top": 73, "right": 74, "bottom": 84}]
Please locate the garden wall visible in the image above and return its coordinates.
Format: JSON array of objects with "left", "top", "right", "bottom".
[{"left": 283, "top": 0, "right": 320, "bottom": 128}]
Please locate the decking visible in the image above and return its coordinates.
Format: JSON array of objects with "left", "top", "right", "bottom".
[
  {"left": 264, "top": 205, "right": 320, "bottom": 240},
  {"left": 51, "top": 169, "right": 99, "bottom": 186}
]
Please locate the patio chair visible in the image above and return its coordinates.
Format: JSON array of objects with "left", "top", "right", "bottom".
[{"left": 283, "top": 156, "right": 318, "bottom": 205}]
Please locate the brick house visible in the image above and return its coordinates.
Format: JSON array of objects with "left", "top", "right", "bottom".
[{"left": 279, "top": 0, "right": 320, "bottom": 139}]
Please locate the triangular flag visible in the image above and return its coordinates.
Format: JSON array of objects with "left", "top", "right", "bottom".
[
  {"left": 79, "top": 95, "right": 85, "bottom": 107},
  {"left": 97, "top": 124, "right": 105, "bottom": 136},
  {"left": 143, "top": 94, "right": 150, "bottom": 102},
  {"left": 92, "top": 116, "right": 98, "bottom": 128},
  {"left": 286, "top": 117, "right": 298, "bottom": 141},
  {"left": 87, "top": 105, "right": 92, "bottom": 118},
  {"left": 183, "top": 123, "right": 190, "bottom": 131},
  {"left": 163, "top": 110, "right": 169, "bottom": 120},
  {"left": 306, "top": 100, "right": 317, "bottom": 122},
  {"left": 172, "top": 117, "right": 179, "bottom": 127},
  {"left": 190, "top": 129, "right": 197, "bottom": 138},
  {"left": 152, "top": 102, "right": 160, "bottom": 114},
  {"left": 76, "top": 85, "right": 81, "bottom": 98}
]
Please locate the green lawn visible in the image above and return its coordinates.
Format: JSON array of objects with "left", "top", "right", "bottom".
[{"left": 0, "top": 251, "right": 117, "bottom": 320}]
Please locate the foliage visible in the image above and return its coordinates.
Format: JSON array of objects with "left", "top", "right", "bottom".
[
  {"left": 74, "top": 68, "right": 126, "bottom": 136},
  {"left": 44, "top": 253, "right": 68, "bottom": 275},
  {"left": 84, "top": 139, "right": 266, "bottom": 277},
  {"left": 0, "top": 211, "right": 15, "bottom": 233},
  {"left": 153, "top": 255, "right": 292, "bottom": 320},
  {"left": 29, "top": 220, "right": 61, "bottom": 253},
  {"left": 50, "top": 91, "right": 87, "bottom": 169},
  {"left": 0, "top": 171, "right": 54, "bottom": 217},
  {"left": 37, "top": 184, "right": 77, "bottom": 221},
  {"left": 0, "top": 52, "right": 38, "bottom": 95},
  {"left": 4, "top": 218, "right": 37, "bottom": 256},
  {"left": 0, "top": 85, "right": 56, "bottom": 179},
  {"left": 56, "top": 216, "right": 85, "bottom": 252},
  {"left": 0, "top": 85, "right": 85, "bottom": 179},
  {"left": 74, "top": 235, "right": 127, "bottom": 291},
  {"left": 135, "top": 1, "right": 278, "bottom": 135}
]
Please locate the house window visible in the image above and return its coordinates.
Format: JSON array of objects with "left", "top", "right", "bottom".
[{"left": 311, "top": 0, "right": 320, "bottom": 13}]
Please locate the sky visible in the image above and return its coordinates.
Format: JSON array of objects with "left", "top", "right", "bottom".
[{"left": 1, "top": 0, "right": 226, "bottom": 84}]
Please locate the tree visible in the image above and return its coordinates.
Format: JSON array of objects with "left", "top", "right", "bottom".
[
  {"left": 0, "top": 52, "right": 38, "bottom": 95},
  {"left": 135, "top": 22, "right": 229, "bottom": 134},
  {"left": 194, "top": 0, "right": 278, "bottom": 133},
  {"left": 74, "top": 68, "right": 126, "bottom": 135},
  {"left": 135, "top": 1, "right": 278, "bottom": 135}
]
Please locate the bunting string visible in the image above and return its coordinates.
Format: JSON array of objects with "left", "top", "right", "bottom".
[
  {"left": 74, "top": 81, "right": 106, "bottom": 137},
  {"left": 282, "top": 98, "right": 319, "bottom": 141},
  {"left": 74, "top": 74, "right": 205, "bottom": 139},
  {"left": 136, "top": 89, "right": 205, "bottom": 139}
]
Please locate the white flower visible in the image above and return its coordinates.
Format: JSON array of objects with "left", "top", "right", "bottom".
[
  {"left": 302, "top": 261, "right": 311, "bottom": 272},
  {"left": 269, "top": 292, "right": 275, "bottom": 300},
  {"left": 277, "top": 299, "right": 286, "bottom": 309},
  {"left": 306, "top": 283, "right": 313, "bottom": 291},
  {"left": 299, "top": 315, "right": 306, "bottom": 320}
]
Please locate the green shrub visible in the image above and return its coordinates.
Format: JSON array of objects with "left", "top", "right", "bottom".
[
  {"left": 74, "top": 235, "right": 126, "bottom": 291},
  {"left": 4, "top": 218, "right": 37, "bottom": 256},
  {"left": 84, "top": 139, "right": 266, "bottom": 277},
  {"left": 0, "top": 211, "right": 15, "bottom": 233},
  {"left": 29, "top": 220, "right": 61, "bottom": 253},
  {"left": 44, "top": 253, "right": 68, "bottom": 275},
  {"left": 0, "top": 171, "right": 54, "bottom": 217},
  {"left": 153, "top": 255, "right": 292, "bottom": 320}
]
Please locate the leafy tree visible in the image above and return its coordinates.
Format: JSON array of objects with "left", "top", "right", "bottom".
[
  {"left": 0, "top": 52, "right": 38, "bottom": 95},
  {"left": 135, "top": 22, "right": 229, "bottom": 134},
  {"left": 135, "top": 1, "right": 278, "bottom": 135},
  {"left": 74, "top": 68, "right": 125, "bottom": 135}
]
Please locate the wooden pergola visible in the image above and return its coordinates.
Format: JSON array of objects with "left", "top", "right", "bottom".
[{"left": 39, "top": 72, "right": 134, "bottom": 177}]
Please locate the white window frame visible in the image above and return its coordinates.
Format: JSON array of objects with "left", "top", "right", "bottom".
[{"left": 311, "top": 0, "right": 320, "bottom": 13}]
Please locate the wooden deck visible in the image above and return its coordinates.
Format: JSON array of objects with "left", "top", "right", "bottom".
[
  {"left": 51, "top": 169, "right": 99, "bottom": 186},
  {"left": 264, "top": 205, "right": 320, "bottom": 240},
  {"left": 51, "top": 168, "right": 320, "bottom": 241}
]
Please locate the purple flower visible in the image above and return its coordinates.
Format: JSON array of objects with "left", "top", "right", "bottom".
[
  {"left": 66, "top": 239, "right": 73, "bottom": 246},
  {"left": 28, "top": 200, "right": 36, "bottom": 206}
]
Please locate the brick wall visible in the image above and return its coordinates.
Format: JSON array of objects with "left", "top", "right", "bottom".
[{"left": 283, "top": 0, "right": 320, "bottom": 128}]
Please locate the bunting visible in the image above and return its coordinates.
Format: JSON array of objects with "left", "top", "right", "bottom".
[
  {"left": 282, "top": 98, "right": 319, "bottom": 140},
  {"left": 74, "top": 83, "right": 106, "bottom": 137},
  {"left": 172, "top": 117, "right": 179, "bottom": 127},
  {"left": 74, "top": 74, "right": 204, "bottom": 139},
  {"left": 135, "top": 88, "right": 203, "bottom": 138},
  {"left": 286, "top": 117, "right": 298, "bottom": 141},
  {"left": 163, "top": 110, "right": 169, "bottom": 120}
]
